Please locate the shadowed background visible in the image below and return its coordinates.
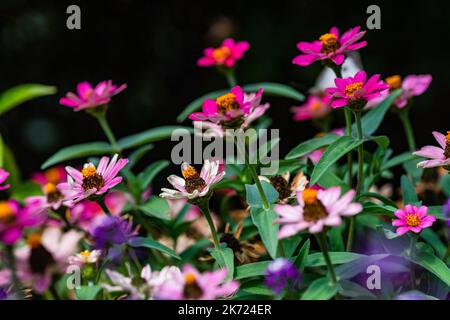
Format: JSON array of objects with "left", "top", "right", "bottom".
[{"left": 0, "top": 0, "right": 449, "bottom": 179}]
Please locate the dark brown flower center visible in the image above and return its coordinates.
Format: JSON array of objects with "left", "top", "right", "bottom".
[
  {"left": 27, "top": 234, "right": 55, "bottom": 274},
  {"left": 320, "top": 33, "right": 339, "bottom": 54},
  {"left": 269, "top": 175, "right": 291, "bottom": 200},
  {"left": 182, "top": 165, "right": 206, "bottom": 194},
  {"left": 81, "top": 165, "right": 105, "bottom": 190},
  {"left": 183, "top": 273, "right": 203, "bottom": 299},
  {"left": 44, "top": 183, "right": 63, "bottom": 203},
  {"left": 302, "top": 189, "right": 328, "bottom": 222},
  {"left": 444, "top": 132, "right": 450, "bottom": 159},
  {"left": 220, "top": 233, "right": 242, "bottom": 254}
]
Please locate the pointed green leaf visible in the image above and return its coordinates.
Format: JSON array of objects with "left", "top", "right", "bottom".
[
  {"left": 0, "top": 84, "right": 56, "bottom": 116},
  {"left": 139, "top": 196, "right": 170, "bottom": 220},
  {"left": 137, "top": 160, "right": 169, "bottom": 190},
  {"left": 301, "top": 277, "right": 339, "bottom": 300},
  {"left": 243, "top": 82, "right": 304, "bottom": 101},
  {"left": 250, "top": 207, "right": 278, "bottom": 259},
  {"left": 117, "top": 126, "right": 192, "bottom": 150},
  {"left": 210, "top": 247, "right": 235, "bottom": 281},
  {"left": 286, "top": 134, "right": 340, "bottom": 159},
  {"left": 128, "top": 237, "right": 180, "bottom": 260}
]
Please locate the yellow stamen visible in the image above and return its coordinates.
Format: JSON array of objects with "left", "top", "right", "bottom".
[
  {"left": 302, "top": 188, "right": 318, "bottom": 205},
  {"left": 385, "top": 75, "right": 402, "bottom": 90},
  {"left": 0, "top": 202, "right": 14, "bottom": 222},
  {"left": 44, "top": 183, "right": 57, "bottom": 194},
  {"left": 27, "top": 233, "right": 42, "bottom": 249},
  {"left": 445, "top": 131, "right": 450, "bottom": 144},
  {"left": 82, "top": 165, "right": 97, "bottom": 179},
  {"left": 405, "top": 213, "right": 421, "bottom": 227},
  {"left": 216, "top": 93, "right": 238, "bottom": 114},
  {"left": 184, "top": 272, "right": 197, "bottom": 285},
  {"left": 319, "top": 33, "right": 338, "bottom": 54},
  {"left": 212, "top": 46, "right": 231, "bottom": 63},
  {"left": 182, "top": 165, "right": 198, "bottom": 180},
  {"left": 80, "top": 250, "right": 91, "bottom": 257},
  {"left": 345, "top": 82, "right": 364, "bottom": 97}
]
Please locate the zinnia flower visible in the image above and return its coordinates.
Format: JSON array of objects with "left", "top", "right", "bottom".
[
  {"left": 159, "top": 159, "right": 225, "bottom": 200},
  {"left": 58, "top": 154, "right": 128, "bottom": 206},
  {"left": 32, "top": 166, "right": 67, "bottom": 186},
  {"left": 68, "top": 249, "right": 102, "bottom": 266},
  {"left": 291, "top": 94, "right": 331, "bottom": 121},
  {"left": 265, "top": 258, "right": 301, "bottom": 295},
  {"left": 274, "top": 187, "right": 362, "bottom": 236},
  {"left": 90, "top": 215, "right": 137, "bottom": 251},
  {"left": 197, "top": 38, "right": 249, "bottom": 68},
  {"left": 188, "top": 86, "right": 270, "bottom": 130},
  {"left": 0, "top": 168, "right": 10, "bottom": 191},
  {"left": 59, "top": 80, "right": 127, "bottom": 111},
  {"left": 413, "top": 131, "right": 450, "bottom": 169},
  {"left": 293, "top": 26, "right": 367, "bottom": 67},
  {"left": 392, "top": 205, "right": 436, "bottom": 235},
  {"left": 24, "top": 182, "right": 65, "bottom": 215},
  {"left": 325, "top": 71, "right": 389, "bottom": 110},
  {"left": 155, "top": 265, "right": 238, "bottom": 300},
  {"left": 0, "top": 200, "right": 44, "bottom": 245}
]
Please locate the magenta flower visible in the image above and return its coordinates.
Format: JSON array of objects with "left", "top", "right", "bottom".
[
  {"left": 293, "top": 26, "right": 367, "bottom": 67},
  {"left": 291, "top": 94, "right": 331, "bottom": 121},
  {"left": 274, "top": 187, "right": 362, "bottom": 236},
  {"left": 0, "top": 200, "right": 44, "bottom": 245},
  {"left": 24, "top": 183, "right": 65, "bottom": 215},
  {"left": 197, "top": 38, "right": 249, "bottom": 68},
  {"left": 59, "top": 80, "right": 127, "bottom": 111},
  {"left": 31, "top": 166, "right": 67, "bottom": 186},
  {"left": 188, "top": 86, "right": 270, "bottom": 130},
  {"left": 0, "top": 168, "right": 10, "bottom": 191},
  {"left": 413, "top": 131, "right": 450, "bottom": 169},
  {"left": 325, "top": 71, "right": 389, "bottom": 109},
  {"left": 58, "top": 154, "right": 128, "bottom": 206},
  {"left": 155, "top": 265, "right": 238, "bottom": 300},
  {"left": 392, "top": 205, "right": 436, "bottom": 235}
]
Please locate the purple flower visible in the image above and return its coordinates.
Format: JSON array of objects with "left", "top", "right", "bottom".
[
  {"left": 0, "top": 288, "right": 8, "bottom": 300},
  {"left": 90, "top": 216, "right": 136, "bottom": 250},
  {"left": 265, "top": 258, "right": 301, "bottom": 295}
]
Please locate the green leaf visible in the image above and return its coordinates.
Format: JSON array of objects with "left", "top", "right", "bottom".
[
  {"left": 179, "top": 239, "right": 211, "bottom": 260},
  {"left": 10, "top": 181, "right": 42, "bottom": 203},
  {"left": 382, "top": 152, "right": 417, "bottom": 171},
  {"left": 0, "top": 84, "right": 56, "bottom": 116},
  {"left": 328, "top": 225, "right": 345, "bottom": 252},
  {"left": 352, "top": 89, "right": 402, "bottom": 136},
  {"left": 301, "top": 277, "right": 339, "bottom": 300},
  {"left": 250, "top": 207, "right": 278, "bottom": 259},
  {"left": 128, "top": 237, "right": 181, "bottom": 260},
  {"left": 41, "top": 142, "right": 114, "bottom": 169},
  {"left": 117, "top": 126, "right": 192, "bottom": 150},
  {"left": 421, "top": 229, "right": 447, "bottom": 258},
  {"left": 243, "top": 82, "right": 304, "bottom": 101},
  {"left": 401, "top": 174, "right": 418, "bottom": 205},
  {"left": 2, "top": 141, "right": 21, "bottom": 185},
  {"left": 338, "top": 279, "right": 377, "bottom": 299},
  {"left": 239, "top": 282, "right": 273, "bottom": 296},
  {"left": 286, "top": 134, "right": 340, "bottom": 159},
  {"left": 75, "top": 285, "right": 101, "bottom": 300},
  {"left": 245, "top": 181, "right": 279, "bottom": 208},
  {"left": 210, "top": 247, "right": 235, "bottom": 281},
  {"left": 310, "top": 135, "right": 364, "bottom": 186},
  {"left": 137, "top": 160, "right": 169, "bottom": 190},
  {"left": 440, "top": 174, "right": 450, "bottom": 197},
  {"left": 306, "top": 252, "right": 362, "bottom": 267},
  {"left": 407, "top": 250, "right": 450, "bottom": 286},
  {"left": 317, "top": 171, "right": 349, "bottom": 192},
  {"left": 280, "top": 236, "right": 302, "bottom": 258},
  {"left": 293, "top": 239, "right": 310, "bottom": 271},
  {"left": 369, "top": 135, "right": 390, "bottom": 149},
  {"left": 139, "top": 196, "right": 170, "bottom": 220},
  {"left": 358, "top": 192, "right": 398, "bottom": 208},
  {"left": 126, "top": 145, "right": 154, "bottom": 169},
  {"left": 235, "top": 261, "right": 270, "bottom": 280}
]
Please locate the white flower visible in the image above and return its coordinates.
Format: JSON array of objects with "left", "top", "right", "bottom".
[{"left": 68, "top": 249, "right": 102, "bottom": 266}]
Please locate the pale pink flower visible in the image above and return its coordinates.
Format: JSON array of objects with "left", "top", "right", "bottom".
[
  {"left": 291, "top": 95, "right": 331, "bottom": 121},
  {"left": 60, "top": 80, "right": 126, "bottom": 111},
  {"left": 197, "top": 38, "right": 249, "bottom": 68},
  {"left": 392, "top": 205, "right": 436, "bottom": 235},
  {"left": 155, "top": 265, "right": 238, "bottom": 300},
  {"left": 413, "top": 131, "right": 450, "bottom": 169},
  {"left": 0, "top": 168, "right": 10, "bottom": 191},
  {"left": 293, "top": 26, "right": 367, "bottom": 67},
  {"left": 325, "top": 70, "right": 389, "bottom": 109},
  {"left": 58, "top": 154, "right": 128, "bottom": 206},
  {"left": 68, "top": 249, "right": 102, "bottom": 266},
  {"left": 160, "top": 160, "right": 225, "bottom": 200},
  {"left": 275, "top": 187, "right": 362, "bottom": 236},
  {"left": 24, "top": 182, "right": 65, "bottom": 216}
]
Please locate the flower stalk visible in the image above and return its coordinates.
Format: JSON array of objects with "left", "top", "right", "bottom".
[
  {"left": 409, "top": 233, "right": 418, "bottom": 289},
  {"left": 316, "top": 232, "right": 337, "bottom": 285},
  {"left": 398, "top": 108, "right": 416, "bottom": 151},
  {"left": 89, "top": 105, "right": 119, "bottom": 150},
  {"left": 194, "top": 195, "right": 221, "bottom": 251}
]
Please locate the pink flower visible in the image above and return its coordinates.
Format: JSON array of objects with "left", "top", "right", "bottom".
[
  {"left": 24, "top": 182, "right": 66, "bottom": 216},
  {"left": 15, "top": 227, "right": 83, "bottom": 293},
  {"left": 59, "top": 80, "right": 127, "bottom": 111},
  {"left": 167, "top": 198, "right": 201, "bottom": 221},
  {"left": 325, "top": 71, "right": 389, "bottom": 109},
  {"left": 291, "top": 95, "right": 331, "bottom": 121},
  {"left": 293, "top": 26, "right": 367, "bottom": 67},
  {"left": 0, "top": 200, "right": 44, "bottom": 245},
  {"left": 31, "top": 166, "right": 67, "bottom": 186},
  {"left": 413, "top": 131, "right": 450, "bottom": 169},
  {"left": 188, "top": 86, "right": 270, "bottom": 130},
  {"left": 0, "top": 168, "right": 10, "bottom": 191},
  {"left": 58, "top": 154, "right": 128, "bottom": 206},
  {"left": 392, "top": 205, "right": 436, "bottom": 235},
  {"left": 274, "top": 187, "right": 362, "bottom": 237},
  {"left": 394, "top": 74, "right": 432, "bottom": 108},
  {"left": 155, "top": 265, "right": 238, "bottom": 300},
  {"left": 197, "top": 38, "right": 249, "bottom": 68},
  {"left": 68, "top": 249, "right": 102, "bottom": 267},
  {"left": 160, "top": 160, "right": 225, "bottom": 200}
]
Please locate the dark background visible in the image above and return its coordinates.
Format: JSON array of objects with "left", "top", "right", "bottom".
[{"left": 1, "top": 0, "right": 449, "bottom": 178}]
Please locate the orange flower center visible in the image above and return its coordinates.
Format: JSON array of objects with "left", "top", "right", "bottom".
[
  {"left": 310, "top": 100, "right": 323, "bottom": 112},
  {"left": 385, "top": 75, "right": 402, "bottom": 90},
  {"left": 44, "top": 182, "right": 57, "bottom": 194},
  {"left": 302, "top": 189, "right": 318, "bottom": 205},
  {"left": 216, "top": 93, "right": 239, "bottom": 115},
  {"left": 80, "top": 250, "right": 92, "bottom": 258},
  {"left": 405, "top": 213, "right": 421, "bottom": 227},
  {"left": 44, "top": 183, "right": 62, "bottom": 203},
  {"left": 212, "top": 46, "right": 231, "bottom": 63},
  {"left": 182, "top": 165, "right": 198, "bottom": 180},
  {"left": 302, "top": 189, "right": 328, "bottom": 222},
  {"left": 27, "top": 233, "right": 42, "bottom": 249},
  {"left": 345, "top": 82, "right": 364, "bottom": 97},
  {"left": 183, "top": 272, "right": 203, "bottom": 299},
  {"left": 0, "top": 202, "right": 15, "bottom": 223},
  {"left": 81, "top": 165, "right": 104, "bottom": 190},
  {"left": 320, "top": 33, "right": 339, "bottom": 54},
  {"left": 182, "top": 165, "right": 206, "bottom": 193},
  {"left": 44, "top": 167, "right": 62, "bottom": 184}
]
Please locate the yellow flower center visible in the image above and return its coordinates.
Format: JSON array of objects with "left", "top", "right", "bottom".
[
  {"left": 184, "top": 272, "right": 197, "bottom": 285},
  {"left": 385, "top": 75, "right": 402, "bottom": 90},
  {"left": 81, "top": 165, "right": 104, "bottom": 190},
  {"left": 320, "top": 33, "right": 339, "bottom": 54},
  {"left": 216, "top": 93, "right": 239, "bottom": 115},
  {"left": 0, "top": 202, "right": 15, "bottom": 223},
  {"left": 80, "top": 250, "right": 91, "bottom": 257},
  {"left": 405, "top": 213, "right": 421, "bottom": 227},
  {"left": 44, "top": 167, "right": 62, "bottom": 184},
  {"left": 345, "top": 82, "right": 364, "bottom": 97},
  {"left": 182, "top": 165, "right": 198, "bottom": 180},
  {"left": 310, "top": 100, "right": 323, "bottom": 112},
  {"left": 82, "top": 165, "right": 97, "bottom": 179},
  {"left": 183, "top": 272, "right": 203, "bottom": 299},
  {"left": 44, "top": 182, "right": 57, "bottom": 194},
  {"left": 212, "top": 46, "right": 231, "bottom": 63},
  {"left": 27, "top": 233, "right": 42, "bottom": 249},
  {"left": 302, "top": 188, "right": 318, "bottom": 205}
]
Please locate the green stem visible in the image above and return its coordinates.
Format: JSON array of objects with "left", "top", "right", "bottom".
[
  {"left": 223, "top": 69, "right": 237, "bottom": 87},
  {"left": 346, "top": 217, "right": 356, "bottom": 252},
  {"left": 98, "top": 198, "right": 112, "bottom": 216},
  {"left": 398, "top": 109, "right": 416, "bottom": 151},
  {"left": 198, "top": 201, "right": 221, "bottom": 251},
  {"left": 95, "top": 113, "right": 118, "bottom": 150},
  {"left": 443, "top": 243, "right": 450, "bottom": 264},
  {"left": 409, "top": 234, "right": 418, "bottom": 289},
  {"left": 316, "top": 232, "right": 337, "bottom": 285},
  {"left": 344, "top": 107, "right": 354, "bottom": 187}
]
